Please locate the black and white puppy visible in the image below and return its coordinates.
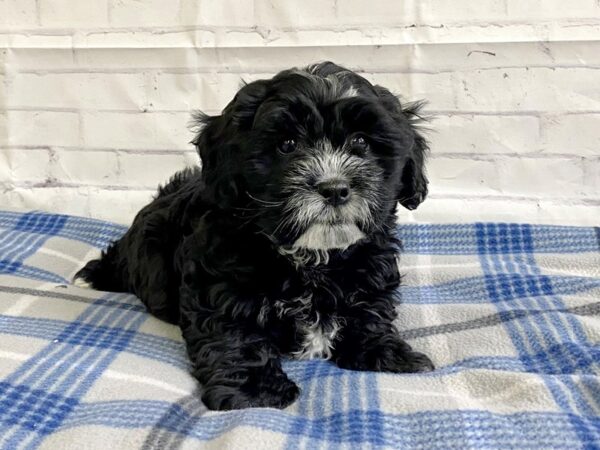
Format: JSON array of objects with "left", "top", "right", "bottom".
[{"left": 75, "top": 62, "right": 433, "bottom": 411}]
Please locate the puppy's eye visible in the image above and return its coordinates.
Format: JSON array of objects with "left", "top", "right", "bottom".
[
  {"left": 349, "top": 135, "right": 369, "bottom": 154},
  {"left": 278, "top": 139, "right": 297, "bottom": 154}
]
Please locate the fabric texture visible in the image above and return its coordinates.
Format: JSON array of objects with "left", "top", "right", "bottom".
[{"left": 0, "top": 210, "right": 599, "bottom": 449}]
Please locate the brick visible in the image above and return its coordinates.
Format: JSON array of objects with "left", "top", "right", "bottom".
[
  {"left": 21, "top": 41, "right": 600, "bottom": 74},
  {"left": 335, "top": 0, "right": 417, "bottom": 25},
  {"left": 584, "top": 158, "right": 600, "bottom": 194},
  {"left": 429, "top": 115, "right": 540, "bottom": 154},
  {"left": 0, "top": 147, "right": 10, "bottom": 182},
  {"left": 0, "top": 0, "right": 37, "bottom": 29},
  {"left": 5, "top": 186, "right": 92, "bottom": 217},
  {"left": 411, "top": 0, "right": 508, "bottom": 24},
  {"left": 336, "top": 0, "right": 507, "bottom": 26},
  {"left": 2, "top": 1, "right": 599, "bottom": 225},
  {"left": 456, "top": 68, "right": 600, "bottom": 112},
  {"left": 535, "top": 199, "right": 599, "bottom": 225},
  {"left": 429, "top": 155, "right": 587, "bottom": 199},
  {"left": 254, "top": 0, "right": 336, "bottom": 27},
  {"left": 5, "top": 21, "right": 600, "bottom": 51},
  {"left": 497, "top": 157, "right": 585, "bottom": 197},
  {"left": 367, "top": 72, "right": 457, "bottom": 111},
  {"left": 427, "top": 157, "right": 501, "bottom": 196},
  {"left": 0, "top": 34, "right": 73, "bottom": 49},
  {"left": 3, "top": 148, "right": 51, "bottom": 182},
  {"left": 541, "top": 114, "right": 600, "bottom": 156},
  {"left": 87, "top": 188, "right": 155, "bottom": 224},
  {"left": 4, "top": 185, "right": 157, "bottom": 224},
  {"left": 6, "top": 73, "right": 147, "bottom": 110},
  {"left": 53, "top": 46, "right": 397, "bottom": 73},
  {"left": 398, "top": 41, "right": 600, "bottom": 73},
  {"left": 109, "top": 0, "right": 180, "bottom": 27},
  {"left": 180, "top": 0, "right": 255, "bottom": 27},
  {"left": 51, "top": 150, "right": 119, "bottom": 185},
  {"left": 81, "top": 112, "right": 193, "bottom": 151},
  {"left": 6, "top": 111, "right": 79, "bottom": 147},
  {"left": 77, "top": 30, "right": 209, "bottom": 49},
  {"left": 20, "top": 48, "right": 187, "bottom": 72},
  {"left": 188, "top": 23, "right": 600, "bottom": 48},
  {"left": 1, "top": 48, "right": 75, "bottom": 71},
  {"left": 150, "top": 73, "right": 202, "bottom": 111},
  {"left": 39, "top": 0, "right": 108, "bottom": 27},
  {"left": 506, "top": 0, "right": 600, "bottom": 20},
  {"left": 117, "top": 152, "right": 187, "bottom": 187},
  {"left": 0, "top": 112, "right": 6, "bottom": 143},
  {"left": 151, "top": 73, "right": 243, "bottom": 111}
]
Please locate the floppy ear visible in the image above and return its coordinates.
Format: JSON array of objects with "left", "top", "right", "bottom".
[
  {"left": 191, "top": 80, "right": 269, "bottom": 206},
  {"left": 373, "top": 85, "right": 429, "bottom": 210}
]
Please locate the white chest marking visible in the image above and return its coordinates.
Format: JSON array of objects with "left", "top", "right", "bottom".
[
  {"left": 293, "top": 223, "right": 365, "bottom": 251},
  {"left": 293, "top": 319, "right": 340, "bottom": 360}
]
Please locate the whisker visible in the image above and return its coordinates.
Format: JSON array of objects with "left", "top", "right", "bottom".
[{"left": 245, "top": 191, "right": 284, "bottom": 207}]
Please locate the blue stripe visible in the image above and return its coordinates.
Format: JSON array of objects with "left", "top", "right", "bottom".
[
  {"left": 8, "top": 265, "right": 67, "bottom": 283},
  {"left": 400, "top": 274, "right": 600, "bottom": 304},
  {"left": 398, "top": 223, "right": 599, "bottom": 255},
  {"left": 285, "top": 359, "right": 322, "bottom": 450},
  {"left": 0, "top": 313, "right": 189, "bottom": 370},
  {"left": 2, "top": 312, "right": 598, "bottom": 380},
  {"left": 476, "top": 223, "right": 600, "bottom": 445},
  {"left": 364, "top": 372, "right": 384, "bottom": 446},
  {"left": 0, "top": 293, "right": 147, "bottom": 447},
  {"left": 0, "top": 211, "right": 126, "bottom": 249},
  {"left": 57, "top": 403, "right": 600, "bottom": 448},
  {"left": 1, "top": 213, "right": 597, "bottom": 256},
  {"left": 2, "top": 310, "right": 598, "bottom": 383},
  {"left": 0, "top": 231, "right": 47, "bottom": 265},
  {"left": 518, "top": 226, "right": 600, "bottom": 431}
]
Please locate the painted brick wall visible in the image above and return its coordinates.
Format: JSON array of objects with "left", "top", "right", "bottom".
[{"left": 1, "top": 1, "right": 599, "bottom": 225}]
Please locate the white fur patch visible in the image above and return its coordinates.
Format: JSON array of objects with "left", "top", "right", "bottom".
[
  {"left": 340, "top": 86, "right": 359, "bottom": 98},
  {"left": 292, "top": 223, "right": 365, "bottom": 251},
  {"left": 72, "top": 277, "right": 92, "bottom": 289},
  {"left": 278, "top": 246, "right": 330, "bottom": 267},
  {"left": 293, "top": 319, "right": 340, "bottom": 360},
  {"left": 273, "top": 293, "right": 341, "bottom": 360}
]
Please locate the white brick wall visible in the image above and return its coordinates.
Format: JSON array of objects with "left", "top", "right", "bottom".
[{"left": 1, "top": 1, "right": 599, "bottom": 225}]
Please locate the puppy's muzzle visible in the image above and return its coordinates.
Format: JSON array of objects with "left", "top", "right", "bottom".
[{"left": 316, "top": 179, "right": 351, "bottom": 207}]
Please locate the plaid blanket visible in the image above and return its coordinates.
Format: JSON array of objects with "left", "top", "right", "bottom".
[{"left": 0, "top": 210, "right": 599, "bottom": 449}]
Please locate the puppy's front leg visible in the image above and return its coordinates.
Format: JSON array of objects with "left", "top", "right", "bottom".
[
  {"left": 333, "top": 294, "right": 434, "bottom": 373},
  {"left": 179, "top": 295, "right": 299, "bottom": 411}
]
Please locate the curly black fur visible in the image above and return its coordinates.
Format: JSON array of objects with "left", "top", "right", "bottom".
[{"left": 75, "top": 62, "right": 433, "bottom": 411}]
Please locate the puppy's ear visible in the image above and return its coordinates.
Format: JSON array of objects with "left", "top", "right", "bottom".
[
  {"left": 192, "top": 80, "right": 269, "bottom": 206},
  {"left": 374, "top": 85, "right": 429, "bottom": 210}
]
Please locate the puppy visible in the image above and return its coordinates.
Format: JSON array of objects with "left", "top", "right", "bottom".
[{"left": 75, "top": 62, "right": 433, "bottom": 411}]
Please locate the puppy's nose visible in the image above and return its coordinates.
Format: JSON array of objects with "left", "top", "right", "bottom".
[{"left": 316, "top": 180, "right": 351, "bottom": 206}]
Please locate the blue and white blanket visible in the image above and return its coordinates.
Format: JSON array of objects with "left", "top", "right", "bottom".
[{"left": 0, "top": 210, "right": 599, "bottom": 449}]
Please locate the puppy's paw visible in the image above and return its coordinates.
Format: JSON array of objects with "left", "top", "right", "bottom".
[
  {"left": 245, "top": 375, "right": 300, "bottom": 409},
  {"left": 201, "top": 371, "right": 300, "bottom": 411},
  {"left": 72, "top": 277, "right": 92, "bottom": 289},
  {"left": 400, "top": 191, "right": 426, "bottom": 211},
  {"left": 336, "top": 339, "right": 434, "bottom": 373},
  {"left": 372, "top": 340, "right": 435, "bottom": 373},
  {"left": 387, "top": 350, "right": 435, "bottom": 373}
]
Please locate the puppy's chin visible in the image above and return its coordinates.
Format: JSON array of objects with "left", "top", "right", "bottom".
[{"left": 292, "top": 222, "right": 365, "bottom": 251}]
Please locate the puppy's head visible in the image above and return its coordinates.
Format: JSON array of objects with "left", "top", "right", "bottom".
[{"left": 193, "top": 62, "right": 428, "bottom": 252}]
